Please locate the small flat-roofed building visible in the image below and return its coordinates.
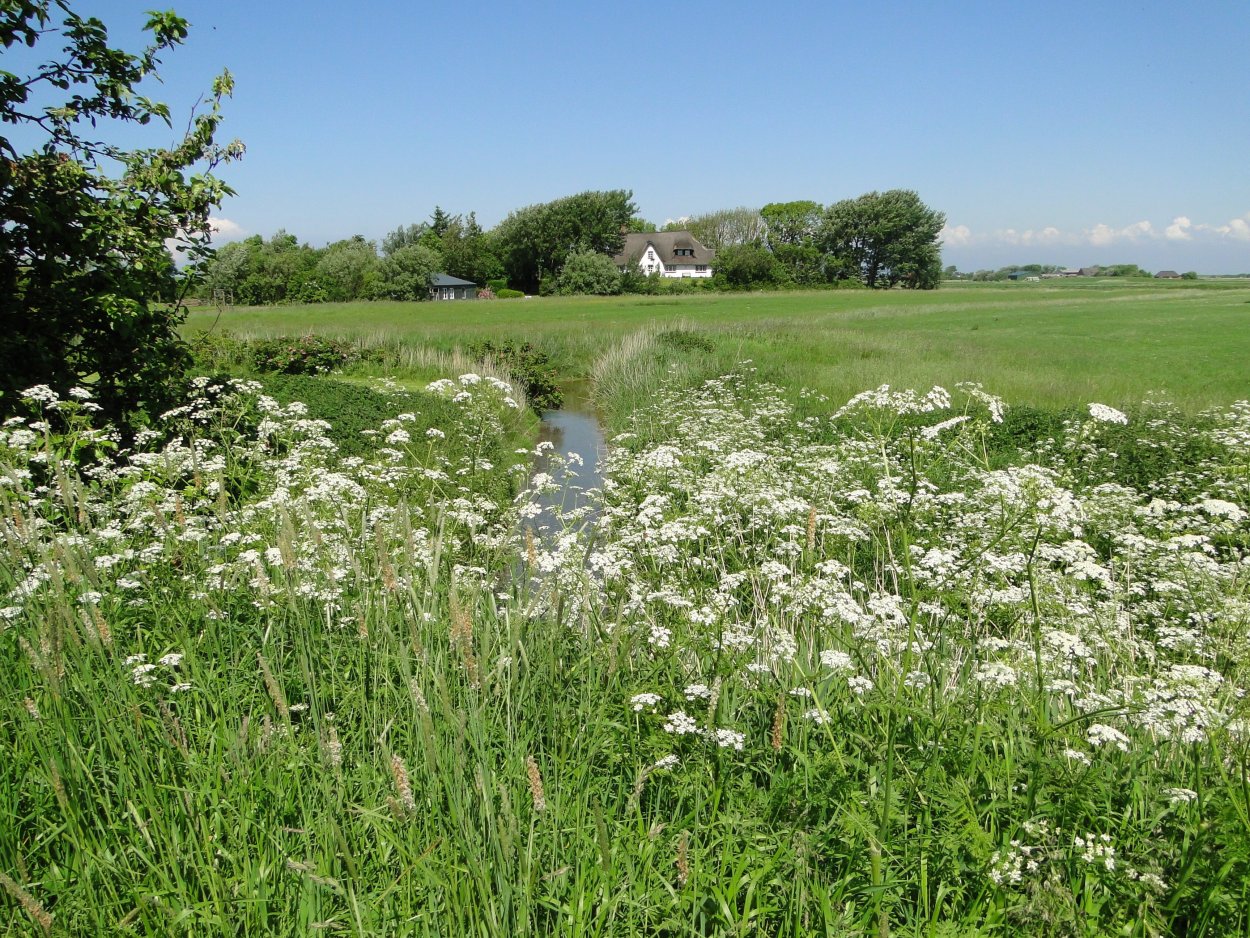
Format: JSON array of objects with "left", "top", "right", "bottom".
[{"left": 430, "top": 273, "right": 478, "bottom": 300}]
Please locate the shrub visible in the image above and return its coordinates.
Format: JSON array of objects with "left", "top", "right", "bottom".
[
  {"left": 497, "top": 288, "right": 525, "bottom": 299},
  {"left": 657, "top": 329, "right": 715, "bottom": 353},
  {"left": 467, "top": 340, "right": 563, "bottom": 410},
  {"left": 556, "top": 249, "right": 622, "bottom": 295},
  {"left": 250, "top": 335, "right": 360, "bottom": 375},
  {"left": 487, "top": 278, "right": 508, "bottom": 293}
]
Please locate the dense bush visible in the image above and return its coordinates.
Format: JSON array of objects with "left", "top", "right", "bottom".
[
  {"left": 496, "top": 288, "right": 525, "bottom": 299},
  {"left": 250, "top": 335, "right": 360, "bottom": 375},
  {"left": 468, "top": 339, "right": 563, "bottom": 410},
  {"left": 556, "top": 250, "right": 623, "bottom": 295}
]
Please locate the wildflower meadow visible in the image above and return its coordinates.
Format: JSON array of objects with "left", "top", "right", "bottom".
[{"left": 2, "top": 362, "right": 1249, "bottom": 936}]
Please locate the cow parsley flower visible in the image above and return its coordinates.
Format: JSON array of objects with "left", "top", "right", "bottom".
[
  {"left": 630, "top": 692, "right": 662, "bottom": 712},
  {"left": 662, "top": 710, "right": 699, "bottom": 735},
  {"left": 1086, "top": 723, "right": 1130, "bottom": 751},
  {"left": 1088, "top": 403, "right": 1129, "bottom": 425}
]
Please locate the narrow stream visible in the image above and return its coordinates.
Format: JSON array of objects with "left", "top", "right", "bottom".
[{"left": 529, "top": 382, "right": 606, "bottom": 530}]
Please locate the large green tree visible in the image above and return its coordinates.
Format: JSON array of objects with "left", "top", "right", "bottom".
[
  {"left": 371, "top": 243, "right": 440, "bottom": 301},
  {"left": 0, "top": 1, "right": 241, "bottom": 426},
  {"left": 671, "top": 207, "right": 766, "bottom": 250},
  {"left": 818, "top": 190, "right": 945, "bottom": 289},
  {"left": 314, "top": 236, "right": 379, "bottom": 301},
  {"left": 492, "top": 189, "right": 636, "bottom": 293},
  {"left": 760, "top": 200, "right": 823, "bottom": 246}
]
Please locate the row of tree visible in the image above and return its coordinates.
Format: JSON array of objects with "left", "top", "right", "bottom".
[
  {"left": 947, "top": 264, "right": 1198, "bottom": 281},
  {"left": 665, "top": 192, "right": 946, "bottom": 289},
  {"left": 200, "top": 189, "right": 946, "bottom": 301}
]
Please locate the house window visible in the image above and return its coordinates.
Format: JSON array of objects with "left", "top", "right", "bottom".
[
  {"left": 646, "top": 264, "right": 654, "bottom": 273},
  {"left": 696, "top": 265, "right": 707, "bottom": 272}
]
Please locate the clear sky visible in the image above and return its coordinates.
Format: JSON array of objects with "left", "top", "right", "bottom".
[{"left": 45, "top": 0, "right": 1250, "bottom": 272}]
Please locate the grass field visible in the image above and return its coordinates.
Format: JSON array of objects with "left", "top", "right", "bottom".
[{"left": 185, "top": 279, "right": 1250, "bottom": 412}]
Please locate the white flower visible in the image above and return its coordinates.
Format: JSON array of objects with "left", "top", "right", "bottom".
[
  {"left": 1165, "top": 787, "right": 1198, "bottom": 805},
  {"left": 1088, "top": 403, "right": 1128, "bottom": 425},
  {"left": 630, "top": 692, "right": 662, "bottom": 712},
  {"left": 819, "top": 650, "right": 854, "bottom": 672},
  {"left": 683, "top": 683, "right": 712, "bottom": 700},
  {"left": 709, "top": 728, "right": 745, "bottom": 750},
  {"left": 158, "top": 653, "right": 184, "bottom": 667},
  {"left": 847, "top": 675, "right": 873, "bottom": 696},
  {"left": 662, "top": 710, "right": 699, "bottom": 735},
  {"left": 921, "top": 415, "right": 971, "bottom": 440},
  {"left": 1086, "top": 723, "right": 1130, "bottom": 752},
  {"left": 652, "top": 754, "right": 680, "bottom": 771}
]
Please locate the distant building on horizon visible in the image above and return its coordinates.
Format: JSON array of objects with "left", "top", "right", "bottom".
[{"left": 1155, "top": 270, "right": 1181, "bottom": 279}]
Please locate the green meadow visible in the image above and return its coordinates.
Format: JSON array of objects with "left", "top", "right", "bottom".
[
  {"left": 7, "top": 279, "right": 1250, "bottom": 937},
  {"left": 185, "top": 279, "right": 1250, "bottom": 413}
]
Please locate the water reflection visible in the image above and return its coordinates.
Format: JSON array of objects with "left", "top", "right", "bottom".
[{"left": 530, "top": 385, "right": 605, "bottom": 529}]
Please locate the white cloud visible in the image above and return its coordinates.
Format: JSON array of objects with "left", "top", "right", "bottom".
[
  {"left": 1213, "top": 213, "right": 1250, "bottom": 241},
  {"left": 1084, "top": 220, "right": 1156, "bottom": 246},
  {"left": 939, "top": 223, "right": 972, "bottom": 246},
  {"left": 1165, "top": 216, "right": 1193, "bottom": 241},
  {"left": 209, "top": 216, "right": 246, "bottom": 242}
]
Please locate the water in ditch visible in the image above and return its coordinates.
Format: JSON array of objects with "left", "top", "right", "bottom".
[{"left": 529, "top": 382, "right": 606, "bottom": 531}]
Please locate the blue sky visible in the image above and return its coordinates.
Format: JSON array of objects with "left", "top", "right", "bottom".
[{"left": 42, "top": 1, "right": 1250, "bottom": 271}]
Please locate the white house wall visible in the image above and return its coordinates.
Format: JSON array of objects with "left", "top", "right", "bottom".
[{"left": 630, "top": 242, "right": 713, "bottom": 278}]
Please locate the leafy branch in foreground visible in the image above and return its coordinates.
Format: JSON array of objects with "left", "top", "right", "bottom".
[{"left": 0, "top": 1, "right": 243, "bottom": 430}]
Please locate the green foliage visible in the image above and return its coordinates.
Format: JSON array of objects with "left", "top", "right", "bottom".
[
  {"left": 556, "top": 250, "right": 622, "bottom": 295},
  {"left": 1182, "top": 271, "right": 1199, "bottom": 280},
  {"left": 487, "top": 278, "right": 509, "bottom": 293},
  {"left": 496, "top": 288, "right": 525, "bottom": 299},
  {"left": 0, "top": 1, "right": 241, "bottom": 429},
  {"left": 249, "top": 335, "right": 361, "bottom": 375},
  {"left": 315, "top": 236, "right": 381, "bottom": 302},
  {"left": 1101, "top": 263, "right": 1154, "bottom": 278},
  {"left": 492, "top": 189, "right": 636, "bottom": 293},
  {"left": 713, "top": 242, "right": 786, "bottom": 289},
  {"left": 381, "top": 222, "right": 428, "bottom": 257},
  {"left": 467, "top": 339, "right": 563, "bottom": 409},
  {"left": 760, "top": 200, "right": 823, "bottom": 245},
  {"left": 435, "top": 211, "right": 502, "bottom": 285},
  {"left": 201, "top": 231, "right": 321, "bottom": 305},
  {"left": 818, "top": 189, "right": 945, "bottom": 289},
  {"left": 678, "top": 206, "right": 766, "bottom": 250},
  {"left": 258, "top": 374, "right": 459, "bottom": 457},
  {"left": 656, "top": 328, "right": 715, "bottom": 353},
  {"left": 370, "top": 243, "right": 440, "bottom": 301}
]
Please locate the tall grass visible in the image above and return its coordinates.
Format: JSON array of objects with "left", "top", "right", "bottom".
[{"left": 3, "top": 369, "right": 1250, "bottom": 935}]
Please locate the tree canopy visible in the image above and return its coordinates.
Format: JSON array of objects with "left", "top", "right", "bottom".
[
  {"left": 492, "top": 189, "right": 636, "bottom": 293},
  {"left": 0, "top": 1, "right": 241, "bottom": 427},
  {"left": 818, "top": 190, "right": 945, "bottom": 289}
]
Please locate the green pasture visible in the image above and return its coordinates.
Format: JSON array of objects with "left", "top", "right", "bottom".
[{"left": 186, "top": 279, "right": 1250, "bottom": 411}]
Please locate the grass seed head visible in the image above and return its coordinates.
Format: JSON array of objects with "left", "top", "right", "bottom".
[{"left": 525, "top": 755, "right": 546, "bottom": 813}]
